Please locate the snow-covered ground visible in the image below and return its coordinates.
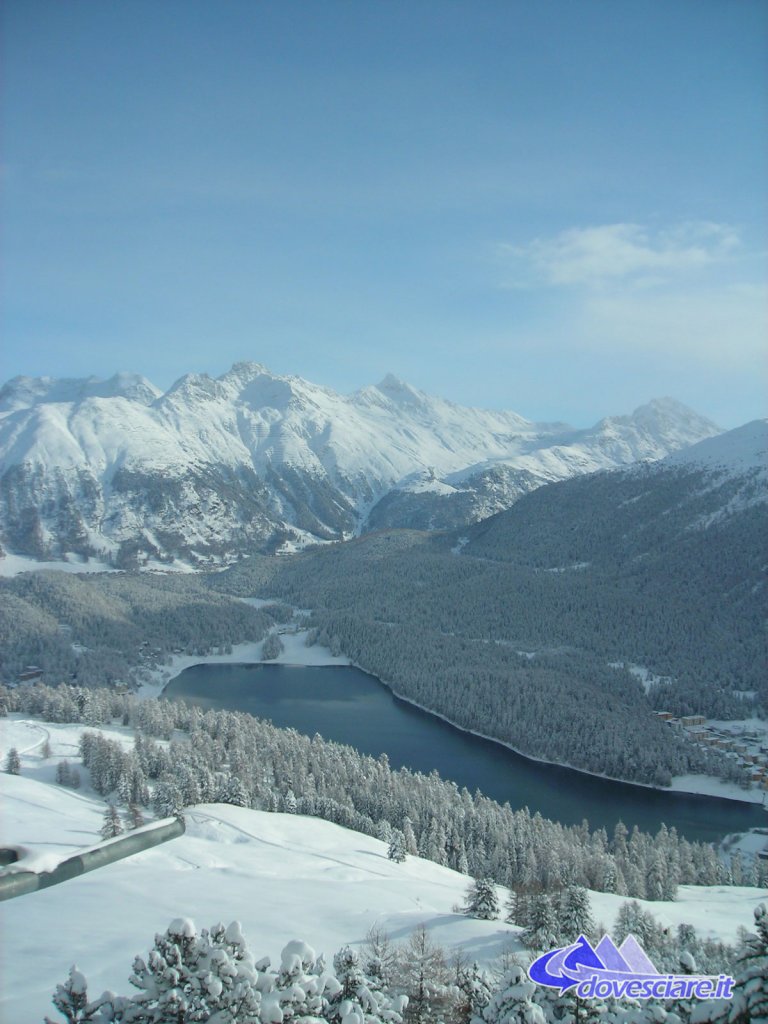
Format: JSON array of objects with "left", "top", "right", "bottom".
[
  {"left": 707, "top": 717, "right": 768, "bottom": 741},
  {"left": 609, "top": 661, "right": 674, "bottom": 695},
  {"left": 0, "top": 551, "right": 120, "bottom": 577},
  {"left": 668, "top": 774, "right": 767, "bottom": 806},
  {"left": 665, "top": 419, "right": 767, "bottom": 476},
  {"left": 1, "top": 717, "right": 766, "bottom": 1024},
  {"left": 138, "top": 627, "right": 351, "bottom": 699},
  {"left": 0, "top": 550, "right": 204, "bottom": 577}
]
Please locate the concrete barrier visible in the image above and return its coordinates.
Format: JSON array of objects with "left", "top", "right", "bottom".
[{"left": 0, "top": 817, "right": 185, "bottom": 902}]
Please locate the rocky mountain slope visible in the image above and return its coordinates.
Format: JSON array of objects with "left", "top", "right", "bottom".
[{"left": 0, "top": 362, "right": 720, "bottom": 567}]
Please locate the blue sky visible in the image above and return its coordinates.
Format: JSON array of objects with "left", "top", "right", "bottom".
[{"left": 2, "top": 0, "right": 766, "bottom": 427}]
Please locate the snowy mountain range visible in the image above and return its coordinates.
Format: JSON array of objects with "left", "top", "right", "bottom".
[{"left": 0, "top": 362, "right": 722, "bottom": 567}]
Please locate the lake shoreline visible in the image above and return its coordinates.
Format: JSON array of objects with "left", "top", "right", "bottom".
[
  {"left": 162, "top": 654, "right": 766, "bottom": 842},
  {"left": 158, "top": 634, "right": 762, "bottom": 810}
]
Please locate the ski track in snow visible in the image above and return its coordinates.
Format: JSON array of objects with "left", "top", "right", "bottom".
[{"left": 186, "top": 810, "right": 407, "bottom": 882}]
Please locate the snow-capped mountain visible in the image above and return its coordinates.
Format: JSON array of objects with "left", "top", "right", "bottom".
[{"left": 0, "top": 362, "right": 721, "bottom": 567}]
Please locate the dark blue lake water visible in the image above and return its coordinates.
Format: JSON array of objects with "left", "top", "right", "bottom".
[{"left": 164, "top": 662, "right": 766, "bottom": 843}]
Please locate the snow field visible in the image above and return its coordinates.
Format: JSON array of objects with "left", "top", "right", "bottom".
[{"left": 2, "top": 716, "right": 767, "bottom": 1023}]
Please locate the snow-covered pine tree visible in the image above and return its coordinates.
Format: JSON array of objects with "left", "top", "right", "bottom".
[
  {"left": 100, "top": 803, "right": 123, "bottom": 840},
  {"left": 261, "top": 632, "right": 284, "bottom": 660},
  {"left": 4, "top": 746, "right": 20, "bottom": 775},
  {"left": 377, "top": 819, "right": 393, "bottom": 844},
  {"left": 473, "top": 966, "right": 546, "bottom": 1024},
  {"left": 334, "top": 946, "right": 366, "bottom": 1000},
  {"left": 152, "top": 779, "right": 185, "bottom": 821},
  {"left": 56, "top": 759, "right": 72, "bottom": 786},
  {"left": 126, "top": 803, "right": 145, "bottom": 830},
  {"left": 362, "top": 924, "right": 398, "bottom": 992},
  {"left": 614, "top": 901, "right": 661, "bottom": 959},
  {"left": 559, "top": 885, "right": 595, "bottom": 943},
  {"left": 505, "top": 889, "right": 531, "bottom": 928},
  {"left": 403, "top": 817, "right": 418, "bottom": 856},
  {"left": 283, "top": 787, "right": 298, "bottom": 813},
  {"left": 44, "top": 966, "right": 90, "bottom": 1024},
  {"left": 726, "top": 901, "right": 768, "bottom": 1024},
  {"left": 464, "top": 878, "right": 500, "bottom": 920},
  {"left": 522, "top": 894, "right": 559, "bottom": 953},
  {"left": 456, "top": 961, "right": 493, "bottom": 1023},
  {"left": 388, "top": 829, "right": 407, "bottom": 863},
  {"left": 220, "top": 774, "right": 251, "bottom": 807},
  {"left": 128, "top": 918, "right": 262, "bottom": 1023},
  {"left": 274, "top": 938, "right": 331, "bottom": 1022},
  {"left": 44, "top": 965, "right": 128, "bottom": 1024},
  {"left": 398, "top": 925, "right": 453, "bottom": 1024}
]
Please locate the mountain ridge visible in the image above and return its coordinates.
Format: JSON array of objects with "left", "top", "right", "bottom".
[{"left": 0, "top": 363, "right": 722, "bottom": 567}]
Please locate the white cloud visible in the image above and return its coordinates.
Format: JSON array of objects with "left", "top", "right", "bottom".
[
  {"left": 493, "top": 221, "right": 767, "bottom": 379},
  {"left": 502, "top": 221, "right": 741, "bottom": 288}
]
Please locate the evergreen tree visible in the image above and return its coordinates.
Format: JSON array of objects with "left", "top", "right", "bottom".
[
  {"left": 44, "top": 965, "right": 127, "bottom": 1024},
  {"left": 152, "top": 780, "right": 185, "bottom": 821},
  {"left": 126, "top": 803, "right": 145, "bottom": 830},
  {"left": 388, "top": 829, "right": 407, "bottom": 863},
  {"left": 56, "top": 759, "right": 72, "bottom": 786},
  {"left": 261, "top": 632, "right": 284, "bottom": 660},
  {"left": 398, "top": 925, "right": 452, "bottom": 1024},
  {"left": 505, "top": 889, "right": 531, "bottom": 929},
  {"left": 222, "top": 775, "right": 250, "bottom": 808},
  {"left": 474, "top": 966, "right": 545, "bottom": 1024},
  {"left": 728, "top": 902, "right": 768, "bottom": 1024},
  {"left": 522, "top": 894, "right": 559, "bottom": 953},
  {"left": 464, "top": 878, "right": 500, "bottom": 920},
  {"left": 44, "top": 966, "right": 91, "bottom": 1024},
  {"left": 334, "top": 945, "right": 365, "bottom": 1000},
  {"left": 363, "top": 925, "right": 398, "bottom": 992},
  {"left": 127, "top": 919, "right": 262, "bottom": 1023},
  {"left": 559, "top": 885, "right": 595, "bottom": 943},
  {"left": 4, "top": 747, "right": 21, "bottom": 775},
  {"left": 456, "top": 960, "right": 493, "bottom": 1024},
  {"left": 100, "top": 803, "right": 123, "bottom": 840},
  {"left": 377, "top": 819, "right": 393, "bottom": 844},
  {"left": 403, "top": 817, "right": 418, "bottom": 856}
]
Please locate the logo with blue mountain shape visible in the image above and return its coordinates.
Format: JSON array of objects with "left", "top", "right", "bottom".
[{"left": 528, "top": 934, "right": 733, "bottom": 1001}]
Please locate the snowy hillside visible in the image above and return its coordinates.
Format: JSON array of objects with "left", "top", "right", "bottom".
[
  {"left": 664, "top": 418, "right": 767, "bottom": 478},
  {"left": 1, "top": 717, "right": 765, "bottom": 1024},
  {"left": 0, "top": 363, "right": 720, "bottom": 567}
]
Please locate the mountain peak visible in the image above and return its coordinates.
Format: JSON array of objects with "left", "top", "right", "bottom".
[
  {"left": 220, "top": 361, "right": 271, "bottom": 386},
  {"left": 375, "top": 374, "right": 427, "bottom": 407},
  {"left": 164, "top": 372, "right": 225, "bottom": 403},
  {"left": 628, "top": 397, "right": 721, "bottom": 444}
]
